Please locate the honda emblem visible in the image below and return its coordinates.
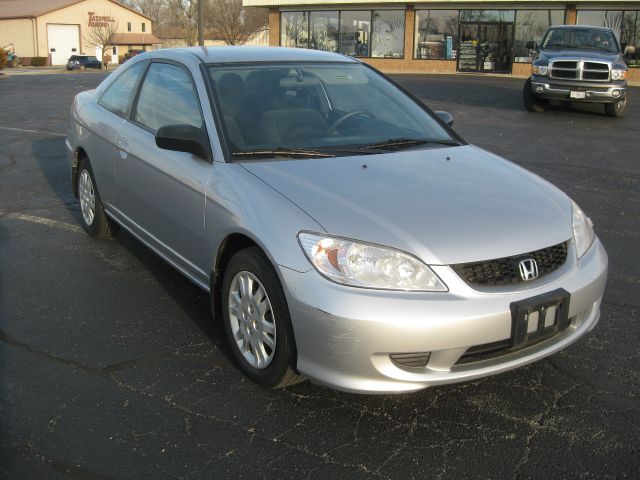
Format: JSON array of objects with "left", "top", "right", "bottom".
[{"left": 518, "top": 258, "right": 539, "bottom": 281}]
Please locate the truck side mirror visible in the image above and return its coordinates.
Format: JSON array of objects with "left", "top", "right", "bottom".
[
  {"left": 526, "top": 41, "right": 538, "bottom": 50},
  {"left": 624, "top": 45, "right": 636, "bottom": 55}
]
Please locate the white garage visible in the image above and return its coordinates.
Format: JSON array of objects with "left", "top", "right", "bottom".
[{"left": 47, "top": 24, "right": 80, "bottom": 65}]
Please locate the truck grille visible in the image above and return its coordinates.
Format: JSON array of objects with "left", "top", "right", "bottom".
[
  {"left": 549, "top": 60, "right": 610, "bottom": 82},
  {"left": 451, "top": 242, "right": 568, "bottom": 287}
]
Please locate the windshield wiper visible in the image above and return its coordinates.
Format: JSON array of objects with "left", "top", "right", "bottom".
[
  {"left": 358, "top": 138, "right": 459, "bottom": 151},
  {"left": 232, "top": 148, "right": 336, "bottom": 159}
]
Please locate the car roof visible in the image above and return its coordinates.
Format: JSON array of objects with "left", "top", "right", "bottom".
[{"left": 145, "top": 46, "right": 360, "bottom": 64}]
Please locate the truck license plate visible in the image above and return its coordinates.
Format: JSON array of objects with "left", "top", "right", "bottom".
[{"left": 570, "top": 91, "right": 586, "bottom": 99}]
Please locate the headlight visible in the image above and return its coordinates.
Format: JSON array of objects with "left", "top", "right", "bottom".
[
  {"left": 532, "top": 64, "right": 548, "bottom": 76},
  {"left": 611, "top": 69, "right": 627, "bottom": 81},
  {"left": 298, "top": 232, "right": 447, "bottom": 291},
  {"left": 571, "top": 201, "right": 595, "bottom": 259}
]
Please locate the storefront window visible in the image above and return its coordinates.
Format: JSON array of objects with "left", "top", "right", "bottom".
[
  {"left": 310, "top": 11, "right": 339, "bottom": 52},
  {"left": 281, "top": 12, "right": 309, "bottom": 48},
  {"left": 514, "top": 10, "right": 564, "bottom": 62},
  {"left": 622, "top": 11, "right": 640, "bottom": 66},
  {"left": 339, "top": 11, "right": 370, "bottom": 57},
  {"left": 371, "top": 10, "right": 405, "bottom": 58},
  {"left": 414, "top": 10, "right": 458, "bottom": 60},
  {"left": 576, "top": 10, "right": 623, "bottom": 40},
  {"left": 460, "top": 10, "right": 515, "bottom": 23}
]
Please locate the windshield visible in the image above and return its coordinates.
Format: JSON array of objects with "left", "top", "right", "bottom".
[
  {"left": 206, "top": 63, "right": 458, "bottom": 158},
  {"left": 541, "top": 28, "right": 620, "bottom": 53}
]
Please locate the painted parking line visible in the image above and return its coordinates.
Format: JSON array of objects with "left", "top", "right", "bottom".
[
  {"left": 0, "top": 126, "right": 65, "bottom": 137},
  {"left": 4, "top": 213, "right": 82, "bottom": 233}
]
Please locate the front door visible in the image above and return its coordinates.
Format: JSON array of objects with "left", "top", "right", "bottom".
[
  {"left": 457, "top": 22, "right": 514, "bottom": 73},
  {"left": 115, "top": 62, "right": 212, "bottom": 284}
]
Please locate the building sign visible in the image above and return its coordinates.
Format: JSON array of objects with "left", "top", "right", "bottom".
[{"left": 88, "top": 12, "right": 115, "bottom": 28}]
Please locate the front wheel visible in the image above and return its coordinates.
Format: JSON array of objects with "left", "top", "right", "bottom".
[
  {"left": 604, "top": 97, "right": 627, "bottom": 118},
  {"left": 221, "top": 247, "right": 302, "bottom": 388},
  {"left": 523, "top": 78, "right": 545, "bottom": 113}
]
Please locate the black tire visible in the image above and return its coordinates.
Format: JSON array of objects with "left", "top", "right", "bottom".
[
  {"left": 604, "top": 97, "right": 627, "bottom": 118},
  {"left": 221, "top": 247, "right": 302, "bottom": 388},
  {"left": 523, "top": 78, "right": 545, "bottom": 113},
  {"left": 77, "top": 158, "right": 118, "bottom": 238}
]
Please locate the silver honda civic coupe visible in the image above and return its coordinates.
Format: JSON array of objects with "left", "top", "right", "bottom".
[{"left": 66, "top": 47, "right": 607, "bottom": 394}]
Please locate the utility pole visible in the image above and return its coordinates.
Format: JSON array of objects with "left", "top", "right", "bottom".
[{"left": 198, "top": 0, "right": 204, "bottom": 46}]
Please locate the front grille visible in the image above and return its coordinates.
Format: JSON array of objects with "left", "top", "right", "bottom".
[
  {"left": 549, "top": 60, "right": 610, "bottom": 81},
  {"left": 550, "top": 61, "right": 578, "bottom": 79},
  {"left": 451, "top": 242, "right": 568, "bottom": 287},
  {"left": 583, "top": 62, "right": 610, "bottom": 81}
]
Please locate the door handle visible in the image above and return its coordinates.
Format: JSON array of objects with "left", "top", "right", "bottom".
[{"left": 116, "top": 135, "right": 129, "bottom": 153}]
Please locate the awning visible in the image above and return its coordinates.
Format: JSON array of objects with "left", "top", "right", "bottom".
[{"left": 111, "top": 33, "right": 161, "bottom": 45}]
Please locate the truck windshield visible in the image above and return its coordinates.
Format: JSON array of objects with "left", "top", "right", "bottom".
[
  {"left": 206, "top": 62, "right": 459, "bottom": 158},
  {"left": 542, "top": 28, "right": 619, "bottom": 53}
]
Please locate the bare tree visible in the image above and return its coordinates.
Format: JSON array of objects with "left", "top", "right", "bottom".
[
  {"left": 205, "top": 0, "right": 267, "bottom": 45},
  {"left": 124, "top": 0, "right": 167, "bottom": 22},
  {"left": 83, "top": 17, "right": 119, "bottom": 70},
  {"left": 166, "top": 0, "right": 199, "bottom": 46}
]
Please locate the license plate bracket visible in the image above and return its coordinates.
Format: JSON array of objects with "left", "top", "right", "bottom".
[
  {"left": 570, "top": 91, "right": 586, "bottom": 99},
  {"left": 510, "top": 289, "right": 570, "bottom": 348}
]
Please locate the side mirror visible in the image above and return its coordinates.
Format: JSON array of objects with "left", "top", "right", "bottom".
[
  {"left": 526, "top": 41, "right": 537, "bottom": 50},
  {"left": 624, "top": 45, "right": 636, "bottom": 55},
  {"left": 155, "top": 124, "right": 211, "bottom": 160},
  {"left": 435, "top": 111, "right": 454, "bottom": 127}
]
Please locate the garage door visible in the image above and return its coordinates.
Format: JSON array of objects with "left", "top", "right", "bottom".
[{"left": 47, "top": 24, "right": 80, "bottom": 65}]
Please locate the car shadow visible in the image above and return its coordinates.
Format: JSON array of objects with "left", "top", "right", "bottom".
[{"left": 30, "top": 136, "right": 232, "bottom": 361}]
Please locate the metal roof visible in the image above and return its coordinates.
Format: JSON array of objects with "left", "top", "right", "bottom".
[{"left": 0, "top": 0, "right": 152, "bottom": 21}]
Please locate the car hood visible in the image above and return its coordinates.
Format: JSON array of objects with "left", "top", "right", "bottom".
[
  {"left": 539, "top": 49, "right": 620, "bottom": 63},
  {"left": 241, "top": 145, "right": 573, "bottom": 265}
]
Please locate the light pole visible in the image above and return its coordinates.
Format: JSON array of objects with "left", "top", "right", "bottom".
[{"left": 198, "top": 0, "right": 204, "bottom": 46}]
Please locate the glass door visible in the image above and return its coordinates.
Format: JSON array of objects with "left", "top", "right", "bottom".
[
  {"left": 457, "top": 22, "right": 514, "bottom": 73},
  {"left": 478, "top": 23, "right": 513, "bottom": 73}
]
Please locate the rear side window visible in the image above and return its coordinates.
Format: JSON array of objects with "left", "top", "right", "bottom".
[
  {"left": 98, "top": 61, "right": 147, "bottom": 117},
  {"left": 132, "top": 63, "right": 203, "bottom": 132}
]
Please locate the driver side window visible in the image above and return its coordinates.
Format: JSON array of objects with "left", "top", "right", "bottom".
[{"left": 133, "top": 63, "right": 204, "bottom": 132}]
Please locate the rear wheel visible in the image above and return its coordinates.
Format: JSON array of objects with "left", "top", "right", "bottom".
[
  {"left": 604, "top": 97, "right": 627, "bottom": 118},
  {"left": 523, "top": 78, "right": 545, "bottom": 113},
  {"left": 221, "top": 247, "right": 302, "bottom": 388},
  {"left": 77, "top": 158, "right": 118, "bottom": 238}
]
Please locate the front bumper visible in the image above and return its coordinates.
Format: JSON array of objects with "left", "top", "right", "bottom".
[
  {"left": 280, "top": 238, "right": 608, "bottom": 394},
  {"left": 531, "top": 75, "right": 626, "bottom": 103}
]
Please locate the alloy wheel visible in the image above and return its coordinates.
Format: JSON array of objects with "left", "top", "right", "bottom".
[
  {"left": 228, "top": 271, "right": 277, "bottom": 369},
  {"left": 78, "top": 170, "right": 96, "bottom": 226}
]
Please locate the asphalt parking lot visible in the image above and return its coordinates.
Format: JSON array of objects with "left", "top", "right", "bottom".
[{"left": 1, "top": 71, "right": 638, "bottom": 479}]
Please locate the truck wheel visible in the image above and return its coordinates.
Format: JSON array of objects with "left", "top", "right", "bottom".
[
  {"left": 523, "top": 78, "right": 545, "bottom": 113},
  {"left": 604, "top": 97, "right": 627, "bottom": 118}
]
